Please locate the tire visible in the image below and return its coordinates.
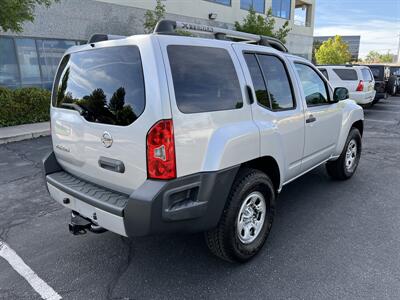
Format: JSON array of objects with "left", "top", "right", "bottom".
[
  {"left": 326, "top": 128, "right": 362, "bottom": 180},
  {"left": 205, "top": 168, "right": 275, "bottom": 263},
  {"left": 384, "top": 92, "right": 389, "bottom": 99},
  {"left": 391, "top": 85, "right": 397, "bottom": 96}
]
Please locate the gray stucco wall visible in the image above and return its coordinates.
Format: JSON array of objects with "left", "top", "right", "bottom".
[{"left": 0, "top": 0, "right": 312, "bottom": 59}]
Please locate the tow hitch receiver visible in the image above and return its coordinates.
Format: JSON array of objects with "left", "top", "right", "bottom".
[{"left": 69, "top": 212, "right": 107, "bottom": 235}]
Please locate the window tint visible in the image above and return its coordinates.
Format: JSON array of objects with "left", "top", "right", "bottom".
[
  {"left": 272, "top": 0, "right": 291, "bottom": 19},
  {"left": 0, "top": 37, "right": 20, "bottom": 88},
  {"left": 37, "top": 39, "right": 76, "bottom": 89},
  {"left": 361, "top": 68, "right": 373, "bottom": 81},
  {"left": 369, "top": 66, "right": 383, "bottom": 80},
  {"left": 244, "top": 54, "right": 270, "bottom": 108},
  {"left": 15, "top": 38, "right": 41, "bottom": 86},
  {"left": 54, "top": 46, "right": 145, "bottom": 126},
  {"left": 257, "top": 55, "right": 294, "bottom": 110},
  {"left": 241, "top": 0, "right": 265, "bottom": 13},
  {"left": 318, "top": 68, "right": 329, "bottom": 80},
  {"left": 168, "top": 45, "right": 243, "bottom": 113},
  {"left": 333, "top": 68, "right": 358, "bottom": 81},
  {"left": 295, "top": 63, "right": 329, "bottom": 106}
]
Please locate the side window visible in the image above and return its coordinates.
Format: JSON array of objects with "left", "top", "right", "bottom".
[
  {"left": 244, "top": 53, "right": 270, "bottom": 108},
  {"left": 295, "top": 63, "right": 329, "bottom": 106},
  {"left": 333, "top": 68, "right": 357, "bottom": 81},
  {"left": 257, "top": 55, "right": 295, "bottom": 110},
  {"left": 167, "top": 45, "right": 243, "bottom": 113},
  {"left": 319, "top": 68, "right": 329, "bottom": 80}
]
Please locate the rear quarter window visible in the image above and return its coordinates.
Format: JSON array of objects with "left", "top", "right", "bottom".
[
  {"left": 53, "top": 46, "right": 145, "bottom": 126},
  {"left": 361, "top": 68, "right": 373, "bottom": 81},
  {"left": 167, "top": 45, "right": 243, "bottom": 113},
  {"left": 333, "top": 68, "right": 358, "bottom": 81}
]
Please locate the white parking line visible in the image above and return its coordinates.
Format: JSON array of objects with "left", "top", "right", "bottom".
[
  {"left": 0, "top": 241, "right": 61, "bottom": 300},
  {"left": 365, "top": 118, "right": 397, "bottom": 124}
]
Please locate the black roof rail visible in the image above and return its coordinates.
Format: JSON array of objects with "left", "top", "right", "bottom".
[
  {"left": 87, "top": 34, "right": 126, "bottom": 44},
  {"left": 153, "top": 20, "right": 288, "bottom": 53}
]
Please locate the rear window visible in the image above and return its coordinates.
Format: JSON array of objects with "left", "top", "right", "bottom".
[
  {"left": 361, "top": 68, "right": 373, "bottom": 81},
  {"left": 333, "top": 68, "right": 358, "bottom": 81},
  {"left": 390, "top": 67, "right": 400, "bottom": 76},
  {"left": 167, "top": 45, "right": 243, "bottom": 113},
  {"left": 53, "top": 46, "right": 145, "bottom": 126},
  {"left": 369, "top": 66, "right": 383, "bottom": 80}
]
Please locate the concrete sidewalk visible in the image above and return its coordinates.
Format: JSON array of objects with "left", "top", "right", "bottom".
[{"left": 0, "top": 122, "right": 50, "bottom": 144}]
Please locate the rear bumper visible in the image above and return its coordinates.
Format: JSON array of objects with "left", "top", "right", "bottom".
[
  {"left": 349, "top": 92, "right": 374, "bottom": 105},
  {"left": 43, "top": 152, "right": 239, "bottom": 237}
]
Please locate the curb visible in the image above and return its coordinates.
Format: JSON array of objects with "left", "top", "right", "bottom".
[{"left": 0, "top": 122, "right": 50, "bottom": 145}]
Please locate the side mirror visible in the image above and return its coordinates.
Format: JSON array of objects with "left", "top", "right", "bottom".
[{"left": 333, "top": 87, "right": 349, "bottom": 102}]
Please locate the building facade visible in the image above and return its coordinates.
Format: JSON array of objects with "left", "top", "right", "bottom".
[
  {"left": 314, "top": 35, "right": 361, "bottom": 61},
  {"left": 0, "top": 0, "right": 315, "bottom": 90}
]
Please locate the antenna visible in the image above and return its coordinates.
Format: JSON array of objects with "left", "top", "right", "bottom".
[{"left": 153, "top": 20, "right": 288, "bottom": 53}]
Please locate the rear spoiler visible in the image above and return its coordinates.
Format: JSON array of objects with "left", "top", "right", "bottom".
[{"left": 153, "top": 20, "right": 288, "bottom": 53}]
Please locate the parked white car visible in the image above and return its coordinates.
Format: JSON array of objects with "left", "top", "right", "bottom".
[
  {"left": 43, "top": 21, "right": 364, "bottom": 262},
  {"left": 318, "top": 65, "right": 376, "bottom": 106}
]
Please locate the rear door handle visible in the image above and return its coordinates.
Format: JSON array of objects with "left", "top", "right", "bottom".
[
  {"left": 306, "top": 114, "right": 316, "bottom": 123},
  {"left": 98, "top": 156, "right": 125, "bottom": 173}
]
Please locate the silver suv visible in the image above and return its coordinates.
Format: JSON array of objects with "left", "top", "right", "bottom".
[{"left": 43, "top": 21, "right": 364, "bottom": 262}]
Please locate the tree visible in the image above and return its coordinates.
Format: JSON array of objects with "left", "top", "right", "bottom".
[
  {"left": 365, "top": 50, "right": 393, "bottom": 63},
  {"left": 144, "top": 0, "right": 166, "bottom": 33},
  {"left": 0, "top": 0, "right": 58, "bottom": 32},
  {"left": 315, "top": 36, "right": 352, "bottom": 65},
  {"left": 235, "top": 7, "right": 291, "bottom": 44},
  {"left": 311, "top": 40, "right": 322, "bottom": 64}
]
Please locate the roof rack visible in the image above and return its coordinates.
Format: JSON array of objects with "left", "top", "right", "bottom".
[
  {"left": 88, "top": 34, "right": 126, "bottom": 44},
  {"left": 153, "top": 20, "right": 288, "bottom": 53}
]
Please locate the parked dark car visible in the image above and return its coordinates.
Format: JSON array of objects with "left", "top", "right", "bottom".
[
  {"left": 389, "top": 66, "right": 400, "bottom": 95},
  {"left": 365, "top": 65, "right": 398, "bottom": 102}
]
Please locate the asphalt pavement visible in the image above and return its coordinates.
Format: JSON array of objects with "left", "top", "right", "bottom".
[{"left": 0, "top": 97, "right": 400, "bottom": 299}]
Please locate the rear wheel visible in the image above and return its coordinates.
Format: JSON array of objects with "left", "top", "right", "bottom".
[
  {"left": 326, "top": 128, "right": 362, "bottom": 180},
  {"left": 205, "top": 168, "right": 275, "bottom": 262}
]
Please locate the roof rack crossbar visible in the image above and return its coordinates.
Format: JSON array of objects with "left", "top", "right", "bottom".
[{"left": 154, "top": 20, "right": 288, "bottom": 52}]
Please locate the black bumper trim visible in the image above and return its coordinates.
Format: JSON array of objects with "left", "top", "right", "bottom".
[{"left": 43, "top": 151, "right": 240, "bottom": 237}]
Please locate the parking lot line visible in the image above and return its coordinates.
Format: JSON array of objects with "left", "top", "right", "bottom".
[
  {"left": 0, "top": 240, "right": 62, "bottom": 300},
  {"left": 364, "top": 118, "right": 398, "bottom": 124}
]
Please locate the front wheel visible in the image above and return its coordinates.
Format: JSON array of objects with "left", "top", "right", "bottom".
[
  {"left": 205, "top": 168, "right": 275, "bottom": 262},
  {"left": 326, "top": 128, "right": 362, "bottom": 180}
]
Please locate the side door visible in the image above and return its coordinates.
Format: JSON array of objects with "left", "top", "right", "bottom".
[
  {"left": 233, "top": 44, "right": 305, "bottom": 182},
  {"left": 292, "top": 61, "right": 342, "bottom": 172}
]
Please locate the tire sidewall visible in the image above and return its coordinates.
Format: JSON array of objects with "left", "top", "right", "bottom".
[
  {"left": 342, "top": 129, "right": 362, "bottom": 178},
  {"left": 225, "top": 172, "right": 275, "bottom": 261}
]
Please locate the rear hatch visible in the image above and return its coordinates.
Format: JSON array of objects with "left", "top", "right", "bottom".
[{"left": 51, "top": 43, "right": 153, "bottom": 194}]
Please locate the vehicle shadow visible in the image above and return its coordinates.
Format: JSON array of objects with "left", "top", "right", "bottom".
[{"left": 103, "top": 165, "right": 355, "bottom": 299}]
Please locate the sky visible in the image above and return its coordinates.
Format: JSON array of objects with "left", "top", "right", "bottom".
[{"left": 314, "top": 0, "right": 400, "bottom": 59}]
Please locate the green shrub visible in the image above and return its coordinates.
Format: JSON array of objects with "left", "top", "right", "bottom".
[{"left": 0, "top": 87, "right": 51, "bottom": 127}]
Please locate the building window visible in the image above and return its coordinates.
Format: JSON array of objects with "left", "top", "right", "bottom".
[
  {"left": 15, "top": 38, "right": 42, "bottom": 87},
  {"left": 0, "top": 37, "right": 20, "bottom": 88},
  {"left": 0, "top": 36, "right": 82, "bottom": 90},
  {"left": 241, "top": 0, "right": 265, "bottom": 13},
  {"left": 294, "top": 0, "right": 311, "bottom": 26},
  {"left": 272, "top": 0, "right": 291, "bottom": 19},
  {"left": 205, "top": 0, "right": 231, "bottom": 5},
  {"left": 37, "top": 39, "right": 77, "bottom": 89}
]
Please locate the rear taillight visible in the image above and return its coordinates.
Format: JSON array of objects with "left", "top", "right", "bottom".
[
  {"left": 356, "top": 80, "right": 364, "bottom": 92},
  {"left": 146, "top": 119, "right": 176, "bottom": 180}
]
